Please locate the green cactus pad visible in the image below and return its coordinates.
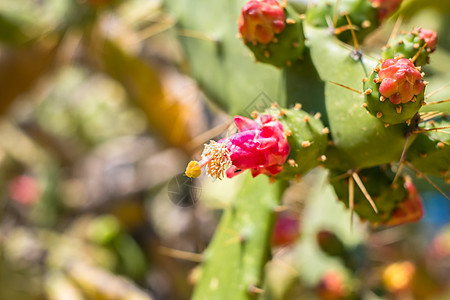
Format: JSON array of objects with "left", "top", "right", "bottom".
[
  {"left": 382, "top": 29, "right": 433, "bottom": 66},
  {"left": 243, "top": 4, "right": 305, "bottom": 68},
  {"left": 305, "top": 0, "right": 378, "bottom": 43},
  {"left": 363, "top": 64, "right": 425, "bottom": 125},
  {"left": 330, "top": 167, "right": 407, "bottom": 224},
  {"left": 406, "top": 115, "right": 450, "bottom": 180},
  {"left": 305, "top": 25, "right": 412, "bottom": 169},
  {"left": 266, "top": 107, "right": 328, "bottom": 179}
]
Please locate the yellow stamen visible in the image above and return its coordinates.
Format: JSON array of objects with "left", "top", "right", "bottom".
[
  {"left": 185, "top": 141, "right": 232, "bottom": 180},
  {"left": 185, "top": 161, "right": 202, "bottom": 178}
]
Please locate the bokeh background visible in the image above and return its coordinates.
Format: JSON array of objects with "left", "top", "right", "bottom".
[{"left": 0, "top": 0, "right": 449, "bottom": 299}]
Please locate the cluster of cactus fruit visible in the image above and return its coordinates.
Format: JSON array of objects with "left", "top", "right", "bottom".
[
  {"left": 166, "top": 0, "right": 449, "bottom": 298},
  {"left": 185, "top": 0, "right": 448, "bottom": 225}
]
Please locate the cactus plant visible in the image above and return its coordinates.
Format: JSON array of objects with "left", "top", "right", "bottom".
[{"left": 164, "top": 0, "right": 450, "bottom": 298}]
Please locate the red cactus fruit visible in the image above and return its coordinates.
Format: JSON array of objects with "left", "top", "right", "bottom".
[
  {"left": 8, "top": 175, "right": 40, "bottom": 205},
  {"left": 370, "top": 0, "right": 402, "bottom": 21},
  {"left": 378, "top": 58, "right": 424, "bottom": 105},
  {"left": 317, "top": 270, "right": 348, "bottom": 300},
  {"left": 272, "top": 212, "right": 300, "bottom": 246},
  {"left": 186, "top": 114, "right": 290, "bottom": 179},
  {"left": 238, "top": 0, "right": 286, "bottom": 44},
  {"left": 417, "top": 28, "right": 438, "bottom": 53},
  {"left": 384, "top": 178, "right": 423, "bottom": 226}
]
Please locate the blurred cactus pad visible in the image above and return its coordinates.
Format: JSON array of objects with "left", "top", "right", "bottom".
[{"left": 165, "top": 0, "right": 450, "bottom": 298}]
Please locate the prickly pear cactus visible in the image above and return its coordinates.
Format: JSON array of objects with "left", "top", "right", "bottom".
[
  {"left": 163, "top": 0, "right": 450, "bottom": 298},
  {"left": 239, "top": 1, "right": 305, "bottom": 67}
]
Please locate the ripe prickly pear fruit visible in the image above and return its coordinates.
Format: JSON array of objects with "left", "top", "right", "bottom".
[
  {"left": 383, "top": 178, "right": 423, "bottom": 226},
  {"left": 239, "top": 0, "right": 305, "bottom": 68},
  {"left": 406, "top": 115, "right": 450, "bottom": 182},
  {"left": 305, "top": 0, "right": 379, "bottom": 43},
  {"left": 382, "top": 27, "right": 438, "bottom": 66},
  {"left": 272, "top": 211, "right": 300, "bottom": 246},
  {"left": 330, "top": 167, "right": 408, "bottom": 225},
  {"left": 363, "top": 58, "right": 425, "bottom": 125},
  {"left": 268, "top": 107, "right": 328, "bottom": 180}
]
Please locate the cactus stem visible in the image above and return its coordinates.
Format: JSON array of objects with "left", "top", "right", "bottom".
[
  {"left": 396, "top": 105, "right": 402, "bottom": 113},
  {"left": 248, "top": 285, "right": 264, "bottom": 295},
  {"left": 301, "top": 141, "right": 311, "bottom": 148},
  {"left": 412, "top": 42, "right": 429, "bottom": 63},
  {"left": 362, "top": 103, "right": 368, "bottom": 108},
  {"left": 387, "top": 16, "right": 403, "bottom": 44},
  {"left": 329, "top": 81, "right": 362, "bottom": 94},
  {"left": 285, "top": 129, "right": 292, "bottom": 136},
  {"left": 352, "top": 172, "right": 379, "bottom": 213},
  {"left": 159, "top": 246, "right": 203, "bottom": 262},
  {"left": 314, "top": 112, "right": 322, "bottom": 119},
  {"left": 419, "top": 111, "right": 444, "bottom": 122},
  {"left": 376, "top": 112, "right": 383, "bottom": 118},
  {"left": 273, "top": 205, "right": 290, "bottom": 213},
  {"left": 423, "top": 98, "right": 450, "bottom": 106},
  {"left": 413, "top": 126, "right": 450, "bottom": 134},
  {"left": 322, "top": 127, "right": 330, "bottom": 134},
  {"left": 425, "top": 83, "right": 450, "bottom": 99},
  {"left": 343, "top": 13, "right": 359, "bottom": 51},
  {"left": 364, "top": 88, "right": 373, "bottom": 95},
  {"left": 348, "top": 174, "right": 355, "bottom": 230},
  {"left": 178, "top": 29, "right": 220, "bottom": 43},
  {"left": 288, "top": 159, "right": 298, "bottom": 167},
  {"left": 286, "top": 18, "right": 296, "bottom": 24},
  {"left": 294, "top": 103, "right": 302, "bottom": 110},
  {"left": 406, "top": 162, "right": 449, "bottom": 200}
]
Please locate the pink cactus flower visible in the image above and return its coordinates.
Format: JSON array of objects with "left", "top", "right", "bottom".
[
  {"left": 238, "top": 0, "right": 286, "bottom": 44},
  {"left": 417, "top": 28, "right": 438, "bottom": 53},
  {"left": 185, "top": 114, "right": 290, "bottom": 180},
  {"left": 378, "top": 58, "right": 424, "bottom": 105},
  {"left": 370, "top": 0, "right": 402, "bottom": 21}
]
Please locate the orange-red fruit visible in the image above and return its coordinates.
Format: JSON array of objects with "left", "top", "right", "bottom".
[
  {"left": 378, "top": 58, "right": 424, "bottom": 105},
  {"left": 238, "top": 0, "right": 286, "bottom": 44}
]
